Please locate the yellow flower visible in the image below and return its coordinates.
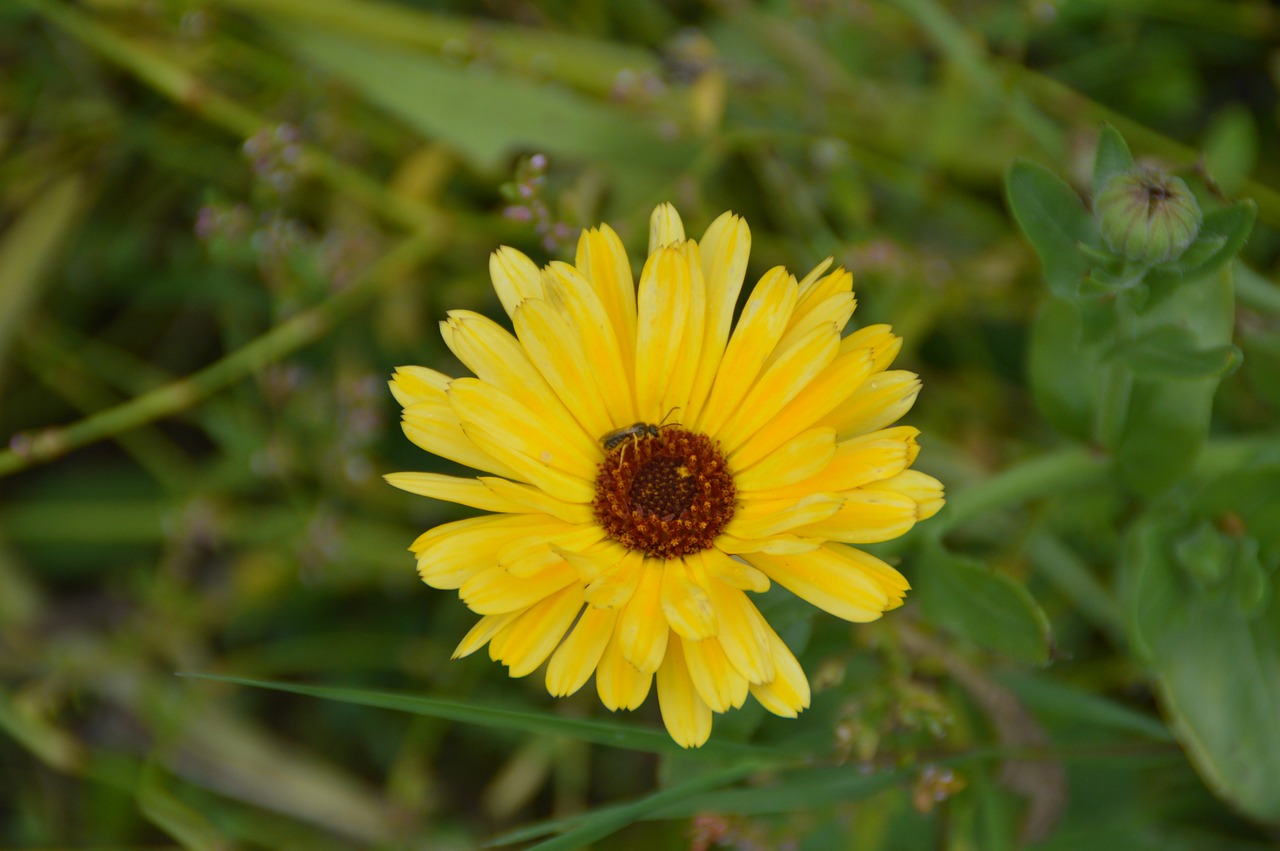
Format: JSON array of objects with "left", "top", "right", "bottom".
[{"left": 387, "top": 204, "right": 943, "bottom": 748}]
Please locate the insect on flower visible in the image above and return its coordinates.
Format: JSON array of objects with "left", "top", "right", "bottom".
[{"left": 599, "top": 408, "right": 681, "bottom": 453}]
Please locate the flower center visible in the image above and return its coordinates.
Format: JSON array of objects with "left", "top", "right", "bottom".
[{"left": 592, "top": 426, "right": 736, "bottom": 559}]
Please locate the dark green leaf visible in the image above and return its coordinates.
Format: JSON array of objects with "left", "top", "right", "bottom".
[
  {"left": 1006, "top": 161, "right": 1095, "bottom": 299},
  {"left": 913, "top": 543, "right": 1052, "bottom": 664},
  {"left": 1124, "top": 477, "right": 1280, "bottom": 823},
  {"left": 1028, "top": 299, "right": 1108, "bottom": 441},
  {"left": 1091, "top": 125, "right": 1135, "bottom": 197},
  {"left": 1106, "top": 326, "right": 1242, "bottom": 379}
]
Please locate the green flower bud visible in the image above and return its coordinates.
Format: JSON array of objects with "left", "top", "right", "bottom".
[{"left": 1094, "top": 169, "right": 1202, "bottom": 265}]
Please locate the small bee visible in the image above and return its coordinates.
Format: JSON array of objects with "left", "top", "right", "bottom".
[{"left": 599, "top": 408, "right": 680, "bottom": 453}]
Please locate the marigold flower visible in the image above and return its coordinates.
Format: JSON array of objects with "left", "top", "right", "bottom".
[{"left": 387, "top": 204, "right": 943, "bottom": 747}]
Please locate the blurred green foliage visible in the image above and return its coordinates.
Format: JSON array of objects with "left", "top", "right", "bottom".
[{"left": 2, "top": 0, "right": 1280, "bottom": 848}]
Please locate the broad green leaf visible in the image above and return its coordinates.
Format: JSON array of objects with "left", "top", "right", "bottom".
[
  {"left": 180, "top": 674, "right": 789, "bottom": 759},
  {"left": 1000, "top": 674, "right": 1173, "bottom": 742},
  {"left": 273, "top": 26, "right": 698, "bottom": 204},
  {"left": 1115, "top": 265, "right": 1235, "bottom": 494},
  {"left": 1091, "top": 125, "right": 1135, "bottom": 197},
  {"left": 1123, "top": 470, "right": 1280, "bottom": 823},
  {"left": 1028, "top": 299, "right": 1106, "bottom": 441},
  {"left": 1006, "top": 160, "right": 1094, "bottom": 299},
  {"left": 913, "top": 542, "right": 1052, "bottom": 664},
  {"left": 1148, "top": 201, "right": 1256, "bottom": 286},
  {"left": 1106, "top": 326, "right": 1241, "bottom": 379}
]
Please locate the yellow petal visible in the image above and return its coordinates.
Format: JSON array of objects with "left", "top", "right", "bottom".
[
  {"left": 660, "top": 558, "right": 718, "bottom": 640},
  {"left": 616, "top": 561, "right": 669, "bottom": 673},
  {"left": 795, "top": 257, "right": 834, "bottom": 293},
  {"left": 793, "top": 489, "right": 920, "bottom": 543},
  {"left": 543, "top": 261, "right": 636, "bottom": 427},
  {"left": 415, "top": 514, "right": 565, "bottom": 589},
  {"left": 733, "top": 428, "right": 836, "bottom": 493},
  {"left": 489, "top": 584, "right": 585, "bottom": 677},
  {"left": 453, "top": 611, "right": 522, "bottom": 659},
  {"left": 448, "top": 378, "right": 598, "bottom": 479},
  {"left": 661, "top": 240, "right": 706, "bottom": 423},
  {"left": 702, "top": 578, "right": 774, "bottom": 684},
  {"left": 749, "top": 427, "right": 919, "bottom": 502},
  {"left": 729, "top": 347, "right": 875, "bottom": 472},
  {"left": 634, "top": 245, "right": 693, "bottom": 421},
  {"left": 726, "top": 493, "right": 844, "bottom": 540},
  {"left": 480, "top": 476, "right": 595, "bottom": 525},
  {"left": 773, "top": 291, "right": 855, "bottom": 364},
  {"left": 863, "top": 470, "right": 946, "bottom": 520},
  {"left": 717, "top": 323, "right": 840, "bottom": 454},
  {"left": 694, "top": 267, "right": 797, "bottom": 436},
  {"left": 743, "top": 545, "right": 892, "bottom": 622},
  {"left": 682, "top": 636, "right": 750, "bottom": 713},
  {"left": 489, "top": 246, "right": 542, "bottom": 319},
  {"left": 649, "top": 202, "right": 686, "bottom": 252},
  {"left": 819, "top": 370, "right": 921, "bottom": 439},
  {"left": 401, "top": 399, "right": 523, "bottom": 480},
  {"left": 685, "top": 212, "right": 750, "bottom": 425},
  {"left": 828, "top": 542, "right": 910, "bottom": 598},
  {"left": 546, "top": 605, "right": 618, "bottom": 697},
  {"left": 440, "top": 310, "right": 593, "bottom": 449},
  {"left": 575, "top": 224, "right": 636, "bottom": 380},
  {"left": 557, "top": 541, "right": 632, "bottom": 584},
  {"left": 841, "top": 323, "right": 902, "bottom": 372},
  {"left": 460, "top": 561, "right": 578, "bottom": 615},
  {"left": 657, "top": 638, "right": 712, "bottom": 748},
  {"left": 583, "top": 549, "right": 645, "bottom": 609},
  {"left": 596, "top": 624, "right": 653, "bottom": 711},
  {"left": 512, "top": 298, "right": 617, "bottom": 441},
  {"left": 384, "top": 471, "right": 526, "bottom": 513},
  {"left": 748, "top": 624, "right": 811, "bottom": 718},
  {"left": 715, "top": 535, "right": 818, "bottom": 557},
  {"left": 698, "top": 547, "right": 771, "bottom": 593},
  {"left": 390, "top": 365, "right": 450, "bottom": 406},
  {"left": 498, "top": 524, "right": 606, "bottom": 577}
]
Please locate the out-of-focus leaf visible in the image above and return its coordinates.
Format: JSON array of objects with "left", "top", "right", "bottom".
[
  {"left": 913, "top": 543, "right": 1052, "bottom": 664},
  {"left": 1091, "top": 125, "right": 1135, "bottom": 197},
  {"left": 1123, "top": 466, "right": 1280, "bottom": 824},
  {"left": 0, "top": 174, "right": 86, "bottom": 378},
  {"left": 182, "top": 674, "right": 789, "bottom": 759},
  {"left": 1006, "top": 161, "right": 1095, "bottom": 299},
  {"left": 1000, "top": 674, "right": 1173, "bottom": 742},
  {"left": 137, "top": 763, "right": 231, "bottom": 851},
  {"left": 1203, "top": 106, "right": 1257, "bottom": 197},
  {"left": 273, "top": 25, "right": 698, "bottom": 204},
  {"left": 1106, "top": 326, "right": 1241, "bottom": 379}
]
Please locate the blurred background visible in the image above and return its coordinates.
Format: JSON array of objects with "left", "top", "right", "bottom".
[{"left": 2, "top": 0, "right": 1279, "bottom": 848}]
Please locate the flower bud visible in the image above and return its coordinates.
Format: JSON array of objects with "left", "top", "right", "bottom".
[{"left": 1094, "top": 169, "right": 1201, "bottom": 265}]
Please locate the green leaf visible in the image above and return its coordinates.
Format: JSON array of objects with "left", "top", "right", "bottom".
[
  {"left": 180, "top": 674, "right": 790, "bottom": 759},
  {"left": 1006, "top": 160, "right": 1095, "bottom": 299},
  {"left": 1115, "top": 265, "right": 1236, "bottom": 495},
  {"left": 1028, "top": 298, "right": 1109, "bottom": 441},
  {"left": 1123, "top": 473, "right": 1280, "bottom": 823},
  {"left": 913, "top": 542, "right": 1052, "bottom": 664},
  {"left": 1091, "top": 125, "right": 1135, "bottom": 197},
  {"left": 272, "top": 25, "right": 698, "bottom": 205},
  {"left": 1106, "top": 326, "right": 1242, "bottom": 379},
  {"left": 1148, "top": 201, "right": 1256, "bottom": 285}
]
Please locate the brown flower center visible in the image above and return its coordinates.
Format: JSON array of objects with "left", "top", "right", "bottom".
[{"left": 592, "top": 426, "right": 736, "bottom": 559}]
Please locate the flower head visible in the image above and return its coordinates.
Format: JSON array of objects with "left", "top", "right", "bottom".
[
  {"left": 1095, "top": 168, "right": 1202, "bottom": 265},
  {"left": 387, "top": 204, "right": 943, "bottom": 747}
]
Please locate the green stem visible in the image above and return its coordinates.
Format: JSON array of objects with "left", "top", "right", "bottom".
[
  {"left": 0, "top": 235, "right": 438, "bottom": 479},
  {"left": 926, "top": 446, "right": 1111, "bottom": 539}
]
